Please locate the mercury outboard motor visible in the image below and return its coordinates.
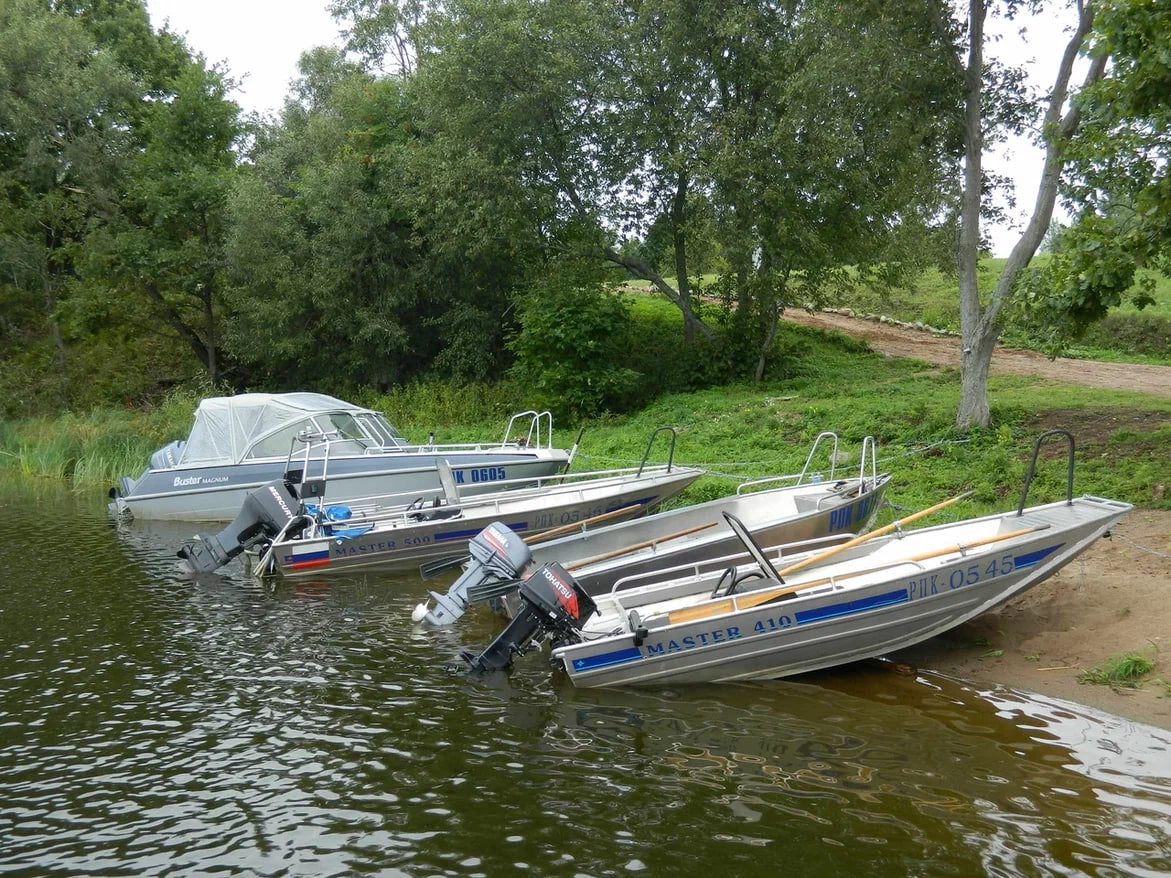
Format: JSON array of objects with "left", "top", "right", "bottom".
[
  {"left": 176, "top": 478, "right": 306, "bottom": 574},
  {"left": 461, "top": 562, "right": 598, "bottom": 673},
  {"left": 416, "top": 522, "right": 533, "bottom": 627}
]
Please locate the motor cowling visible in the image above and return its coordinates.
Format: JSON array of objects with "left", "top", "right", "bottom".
[
  {"left": 421, "top": 522, "right": 532, "bottom": 626},
  {"left": 461, "top": 562, "right": 598, "bottom": 673},
  {"left": 177, "top": 479, "right": 305, "bottom": 574}
]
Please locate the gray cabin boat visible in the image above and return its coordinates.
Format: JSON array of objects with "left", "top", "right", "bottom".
[{"left": 110, "top": 393, "right": 571, "bottom": 522}]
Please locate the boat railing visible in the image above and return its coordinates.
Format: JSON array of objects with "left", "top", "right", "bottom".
[
  {"left": 296, "top": 461, "right": 694, "bottom": 531},
  {"left": 501, "top": 410, "right": 556, "bottom": 450},
  {"left": 859, "top": 435, "right": 878, "bottom": 487},
  {"left": 636, "top": 426, "right": 679, "bottom": 476},
  {"left": 736, "top": 431, "right": 842, "bottom": 494},
  {"left": 805, "top": 445, "right": 884, "bottom": 511},
  {"left": 1017, "top": 429, "right": 1075, "bottom": 516}
]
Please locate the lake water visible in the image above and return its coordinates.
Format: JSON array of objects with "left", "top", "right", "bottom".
[{"left": 1, "top": 479, "right": 1168, "bottom": 877}]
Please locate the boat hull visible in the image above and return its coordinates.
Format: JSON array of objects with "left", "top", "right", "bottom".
[
  {"left": 553, "top": 497, "right": 1131, "bottom": 687},
  {"left": 113, "top": 450, "right": 569, "bottom": 522},
  {"left": 267, "top": 468, "right": 704, "bottom": 577}
]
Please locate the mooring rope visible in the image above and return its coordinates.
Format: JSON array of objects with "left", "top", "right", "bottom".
[{"left": 1113, "top": 531, "right": 1171, "bottom": 561}]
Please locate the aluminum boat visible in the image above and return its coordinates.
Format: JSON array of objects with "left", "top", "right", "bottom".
[
  {"left": 109, "top": 393, "right": 571, "bottom": 521},
  {"left": 255, "top": 463, "right": 705, "bottom": 578},
  {"left": 176, "top": 427, "right": 704, "bottom": 578},
  {"left": 458, "top": 431, "right": 1132, "bottom": 689}
]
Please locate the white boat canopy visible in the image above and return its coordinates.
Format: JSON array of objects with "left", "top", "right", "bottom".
[{"left": 179, "top": 393, "right": 397, "bottom": 466}]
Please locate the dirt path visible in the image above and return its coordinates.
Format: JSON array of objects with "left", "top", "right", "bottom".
[{"left": 784, "top": 309, "right": 1171, "bottom": 397}]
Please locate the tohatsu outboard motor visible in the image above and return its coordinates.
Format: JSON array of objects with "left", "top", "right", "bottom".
[
  {"left": 461, "top": 562, "right": 598, "bottom": 673},
  {"left": 415, "top": 522, "right": 533, "bottom": 627},
  {"left": 176, "top": 478, "right": 306, "bottom": 574}
]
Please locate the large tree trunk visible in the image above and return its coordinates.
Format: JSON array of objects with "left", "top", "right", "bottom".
[
  {"left": 754, "top": 303, "right": 781, "bottom": 384},
  {"left": 671, "top": 173, "right": 695, "bottom": 344},
  {"left": 202, "top": 288, "right": 218, "bottom": 384},
  {"left": 43, "top": 272, "right": 70, "bottom": 405},
  {"left": 956, "top": 0, "right": 988, "bottom": 429},
  {"left": 957, "top": 324, "right": 997, "bottom": 427},
  {"left": 603, "top": 245, "right": 715, "bottom": 341},
  {"left": 956, "top": 0, "right": 1106, "bottom": 430}
]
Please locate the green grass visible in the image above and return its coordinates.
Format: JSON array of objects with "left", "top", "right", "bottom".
[{"left": 1078, "top": 653, "right": 1157, "bottom": 688}]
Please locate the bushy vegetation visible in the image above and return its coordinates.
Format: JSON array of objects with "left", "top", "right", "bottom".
[{"left": 1078, "top": 652, "right": 1157, "bottom": 687}]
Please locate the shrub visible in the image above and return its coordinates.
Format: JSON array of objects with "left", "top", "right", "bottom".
[{"left": 508, "top": 280, "right": 641, "bottom": 422}]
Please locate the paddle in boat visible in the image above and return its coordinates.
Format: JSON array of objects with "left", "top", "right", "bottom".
[{"left": 455, "top": 431, "right": 1132, "bottom": 688}]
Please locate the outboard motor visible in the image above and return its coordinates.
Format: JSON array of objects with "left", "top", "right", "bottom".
[
  {"left": 461, "top": 562, "right": 598, "bottom": 673},
  {"left": 176, "top": 478, "right": 305, "bottom": 574},
  {"left": 416, "top": 522, "right": 533, "bottom": 627}
]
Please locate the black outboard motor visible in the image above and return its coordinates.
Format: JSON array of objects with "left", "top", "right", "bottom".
[
  {"left": 461, "top": 562, "right": 598, "bottom": 673},
  {"left": 418, "top": 522, "right": 533, "bottom": 627},
  {"left": 176, "top": 478, "right": 305, "bottom": 574}
]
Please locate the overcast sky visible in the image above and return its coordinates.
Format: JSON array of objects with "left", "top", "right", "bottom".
[{"left": 146, "top": 0, "right": 1078, "bottom": 258}]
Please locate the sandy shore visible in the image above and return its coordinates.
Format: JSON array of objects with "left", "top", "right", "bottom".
[{"left": 890, "top": 508, "right": 1171, "bottom": 730}]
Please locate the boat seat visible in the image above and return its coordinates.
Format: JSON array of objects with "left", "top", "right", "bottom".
[{"left": 436, "top": 459, "right": 461, "bottom": 506}]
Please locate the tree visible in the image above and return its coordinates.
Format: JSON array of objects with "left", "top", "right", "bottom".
[
  {"left": 700, "top": 0, "right": 963, "bottom": 380},
  {"left": 353, "top": 0, "right": 961, "bottom": 374},
  {"left": 222, "top": 49, "right": 526, "bottom": 391},
  {"left": 954, "top": 0, "right": 1108, "bottom": 429},
  {"left": 87, "top": 60, "right": 242, "bottom": 384},
  {"left": 0, "top": 0, "right": 138, "bottom": 406},
  {"left": 0, "top": 0, "right": 237, "bottom": 410},
  {"left": 1017, "top": 0, "right": 1171, "bottom": 343}
]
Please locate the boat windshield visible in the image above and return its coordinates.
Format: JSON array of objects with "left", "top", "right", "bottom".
[
  {"left": 357, "top": 413, "right": 408, "bottom": 449},
  {"left": 313, "top": 412, "right": 371, "bottom": 445},
  {"left": 243, "top": 413, "right": 372, "bottom": 460}
]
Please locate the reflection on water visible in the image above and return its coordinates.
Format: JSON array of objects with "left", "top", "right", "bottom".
[{"left": 0, "top": 481, "right": 1168, "bottom": 876}]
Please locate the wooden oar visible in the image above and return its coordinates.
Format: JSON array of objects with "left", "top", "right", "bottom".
[
  {"left": 774, "top": 490, "right": 975, "bottom": 579},
  {"left": 524, "top": 505, "right": 641, "bottom": 545},
  {"left": 667, "top": 524, "right": 1046, "bottom": 625},
  {"left": 566, "top": 521, "right": 718, "bottom": 571}
]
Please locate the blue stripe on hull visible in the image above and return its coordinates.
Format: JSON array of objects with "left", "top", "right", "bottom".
[
  {"left": 572, "top": 646, "right": 643, "bottom": 672},
  {"left": 1014, "top": 544, "right": 1063, "bottom": 569},
  {"left": 435, "top": 523, "right": 529, "bottom": 542},
  {"left": 606, "top": 496, "right": 656, "bottom": 513},
  {"left": 794, "top": 588, "right": 909, "bottom": 625}
]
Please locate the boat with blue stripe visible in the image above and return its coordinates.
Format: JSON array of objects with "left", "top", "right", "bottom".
[
  {"left": 458, "top": 431, "right": 1133, "bottom": 688},
  {"left": 265, "top": 469, "right": 700, "bottom": 578}
]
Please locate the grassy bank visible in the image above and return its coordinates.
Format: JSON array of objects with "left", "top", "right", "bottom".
[{"left": 4, "top": 312, "right": 1169, "bottom": 523}]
